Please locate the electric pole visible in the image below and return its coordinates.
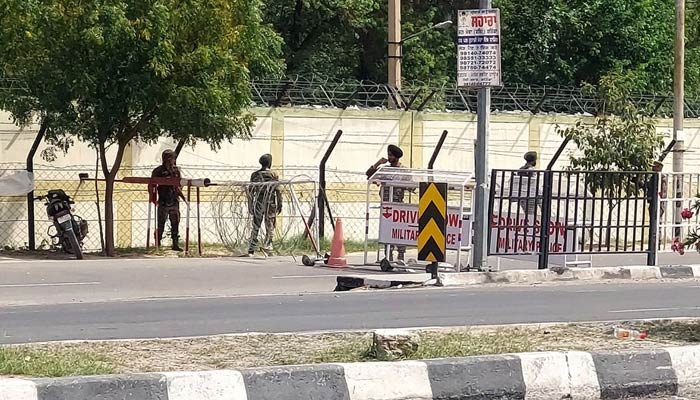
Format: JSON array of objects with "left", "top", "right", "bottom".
[
  {"left": 472, "top": 0, "right": 492, "bottom": 272},
  {"left": 673, "top": 0, "right": 685, "bottom": 237},
  {"left": 388, "top": 0, "right": 402, "bottom": 108}
]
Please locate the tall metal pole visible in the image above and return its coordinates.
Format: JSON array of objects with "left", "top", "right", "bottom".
[
  {"left": 388, "top": 0, "right": 402, "bottom": 108},
  {"left": 318, "top": 130, "right": 343, "bottom": 239},
  {"left": 472, "top": 0, "right": 492, "bottom": 271},
  {"left": 26, "top": 120, "right": 48, "bottom": 251},
  {"left": 673, "top": 0, "right": 685, "bottom": 237}
]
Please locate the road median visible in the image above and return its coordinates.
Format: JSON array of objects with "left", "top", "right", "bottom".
[
  {"left": 1, "top": 319, "right": 700, "bottom": 399},
  {"left": 2, "top": 345, "right": 699, "bottom": 399}
]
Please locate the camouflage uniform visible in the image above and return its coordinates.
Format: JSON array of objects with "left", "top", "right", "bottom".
[
  {"left": 152, "top": 153, "right": 182, "bottom": 247},
  {"left": 248, "top": 169, "right": 282, "bottom": 253}
]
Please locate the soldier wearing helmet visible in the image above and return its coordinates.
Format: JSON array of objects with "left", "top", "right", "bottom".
[
  {"left": 247, "top": 154, "right": 282, "bottom": 256},
  {"left": 151, "top": 149, "right": 185, "bottom": 251}
]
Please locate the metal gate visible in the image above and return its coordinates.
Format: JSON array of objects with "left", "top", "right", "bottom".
[
  {"left": 658, "top": 172, "right": 700, "bottom": 253},
  {"left": 488, "top": 169, "right": 659, "bottom": 268}
]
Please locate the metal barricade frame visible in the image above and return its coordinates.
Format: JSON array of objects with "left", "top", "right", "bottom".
[{"left": 363, "top": 167, "right": 473, "bottom": 271}]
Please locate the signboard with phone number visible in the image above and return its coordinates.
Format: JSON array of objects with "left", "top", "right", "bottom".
[{"left": 457, "top": 9, "right": 502, "bottom": 88}]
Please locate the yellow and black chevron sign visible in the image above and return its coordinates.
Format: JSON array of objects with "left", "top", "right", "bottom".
[{"left": 418, "top": 182, "right": 447, "bottom": 263}]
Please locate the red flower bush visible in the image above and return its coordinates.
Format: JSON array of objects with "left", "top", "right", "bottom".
[
  {"left": 671, "top": 237, "right": 686, "bottom": 255},
  {"left": 681, "top": 208, "right": 694, "bottom": 220}
]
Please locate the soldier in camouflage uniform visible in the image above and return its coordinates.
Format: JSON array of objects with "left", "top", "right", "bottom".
[
  {"left": 151, "top": 150, "right": 185, "bottom": 251},
  {"left": 247, "top": 154, "right": 282, "bottom": 256},
  {"left": 366, "top": 145, "right": 407, "bottom": 260}
]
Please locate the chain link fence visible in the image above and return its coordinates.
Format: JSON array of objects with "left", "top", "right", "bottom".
[
  {"left": 0, "top": 164, "right": 386, "bottom": 255},
  {"left": 0, "top": 165, "right": 29, "bottom": 250}
]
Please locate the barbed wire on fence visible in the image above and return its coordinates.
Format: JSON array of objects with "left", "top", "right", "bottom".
[
  {"left": 4, "top": 74, "right": 700, "bottom": 116},
  {"left": 212, "top": 177, "right": 318, "bottom": 256},
  {"left": 249, "top": 77, "right": 699, "bottom": 117}
]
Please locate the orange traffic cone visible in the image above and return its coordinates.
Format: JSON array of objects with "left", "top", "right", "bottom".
[{"left": 326, "top": 218, "right": 347, "bottom": 268}]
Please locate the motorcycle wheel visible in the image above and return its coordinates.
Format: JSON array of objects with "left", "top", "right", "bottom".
[{"left": 64, "top": 230, "right": 84, "bottom": 260}]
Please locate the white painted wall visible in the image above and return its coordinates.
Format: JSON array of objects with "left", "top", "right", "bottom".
[{"left": 4, "top": 107, "right": 700, "bottom": 249}]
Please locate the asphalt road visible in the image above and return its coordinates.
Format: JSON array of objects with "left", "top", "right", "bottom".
[
  {"left": 0, "top": 256, "right": 377, "bottom": 306},
  {"left": 1, "top": 281, "right": 698, "bottom": 344},
  {"left": 1, "top": 251, "right": 699, "bottom": 306}
]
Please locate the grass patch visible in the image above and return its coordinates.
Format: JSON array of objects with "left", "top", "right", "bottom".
[
  {"left": 0, "top": 346, "right": 115, "bottom": 377},
  {"left": 311, "top": 340, "right": 374, "bottom": 364},
  {"left": 312, "top": 329, "right": 534, "bottom": 363},
  {"left": 7, "top": 321, "right": 700, "bottom": 377},
  {"left": 641, "top": 320, "right": 700, "bottom": 343},
  {"left": 276, "top": 235, "right": 376, "bottom": 255},
  {"left": 413, "top": 330, "right": 534, "bottom": 359}
]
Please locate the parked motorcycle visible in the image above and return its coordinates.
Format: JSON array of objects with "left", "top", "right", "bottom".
[{"left": 35, "top": 189, "right": 88, "bottom": 259}]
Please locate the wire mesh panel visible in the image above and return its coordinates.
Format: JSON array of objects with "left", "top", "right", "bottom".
[{"left": 0, "top": 164, "right": 380, "bottom": 254}]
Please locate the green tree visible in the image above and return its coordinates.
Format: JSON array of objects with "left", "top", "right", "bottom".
[
  {"left": 262, "top": 0, "right": 686, "bottom": 96},
  {"left": 558, "top": 72, "right": 664, "bottom": 247},
  {"left": 499, "top": 0, "right": 675, "bottom": 92},
  {"left": 685, "top": 0, "right": 700, "bottom": 96},
  {"left": 0, "top": 0, "right": 282, "bottom": 256},
  {"left": 261, "top": 0, "right": 380, "bottom": 79},
  {"left": 262, "top": 0, "right": 470, "bottom": 82}
]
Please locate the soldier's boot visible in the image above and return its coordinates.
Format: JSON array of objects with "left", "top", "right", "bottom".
[{"left": 171, "top": 236, "right": 183, "bottom": 252}]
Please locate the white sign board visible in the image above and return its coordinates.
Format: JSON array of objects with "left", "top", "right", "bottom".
[
  {"left": 457, "top": 9, "right": 502, "bottom": 87},
  {"left": 379, "top": 203, "right": 472, "bottom": 250},
  {"left": 489, "top": 213, "right": 575, "bottom": 254}
]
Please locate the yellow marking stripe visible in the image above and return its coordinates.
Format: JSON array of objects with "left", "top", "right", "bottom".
[
  {"left": 417, "top": 219, "right": 446, "bottom": 247},
  {"left": 419, "top": 183, "right": 447, "bottom": 217},
  {"left": 423, "top": 253, "right": 439, "bottom": 262}
]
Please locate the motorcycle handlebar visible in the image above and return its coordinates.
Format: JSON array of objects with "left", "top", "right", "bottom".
[{"left": 33, "top": 196, "right": 74, "bottom": 203}]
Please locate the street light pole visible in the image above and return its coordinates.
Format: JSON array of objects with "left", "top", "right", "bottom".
[
  {"left": 387, "top": 0, "right": 452, "bottom": 109},
  {"left": 673, "top": 0, "right": 685, "bottom": 237},
  {"left": 388, "top": 0, "right": 402, "bottom": 103}
]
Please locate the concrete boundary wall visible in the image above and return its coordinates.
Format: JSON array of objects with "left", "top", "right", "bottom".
[
  {"left": 3, "top": 108, "right": 699, "bottom": 174},
  {"left": 3, "top": 108, "right": 699, "bottom": 248}
]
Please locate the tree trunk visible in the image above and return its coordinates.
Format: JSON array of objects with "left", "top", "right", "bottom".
[
  {"left": 98, "top": 140, "right": 128, "bottom": 257},
  {"left": 605, "top": 189, "right": 620, "bottom": 250},
  {"left": 104, "top": 175, "right": 116, "bottom": 256},
  {"left": 606, "top": 199, "right": 614, "bottom": 249}
]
